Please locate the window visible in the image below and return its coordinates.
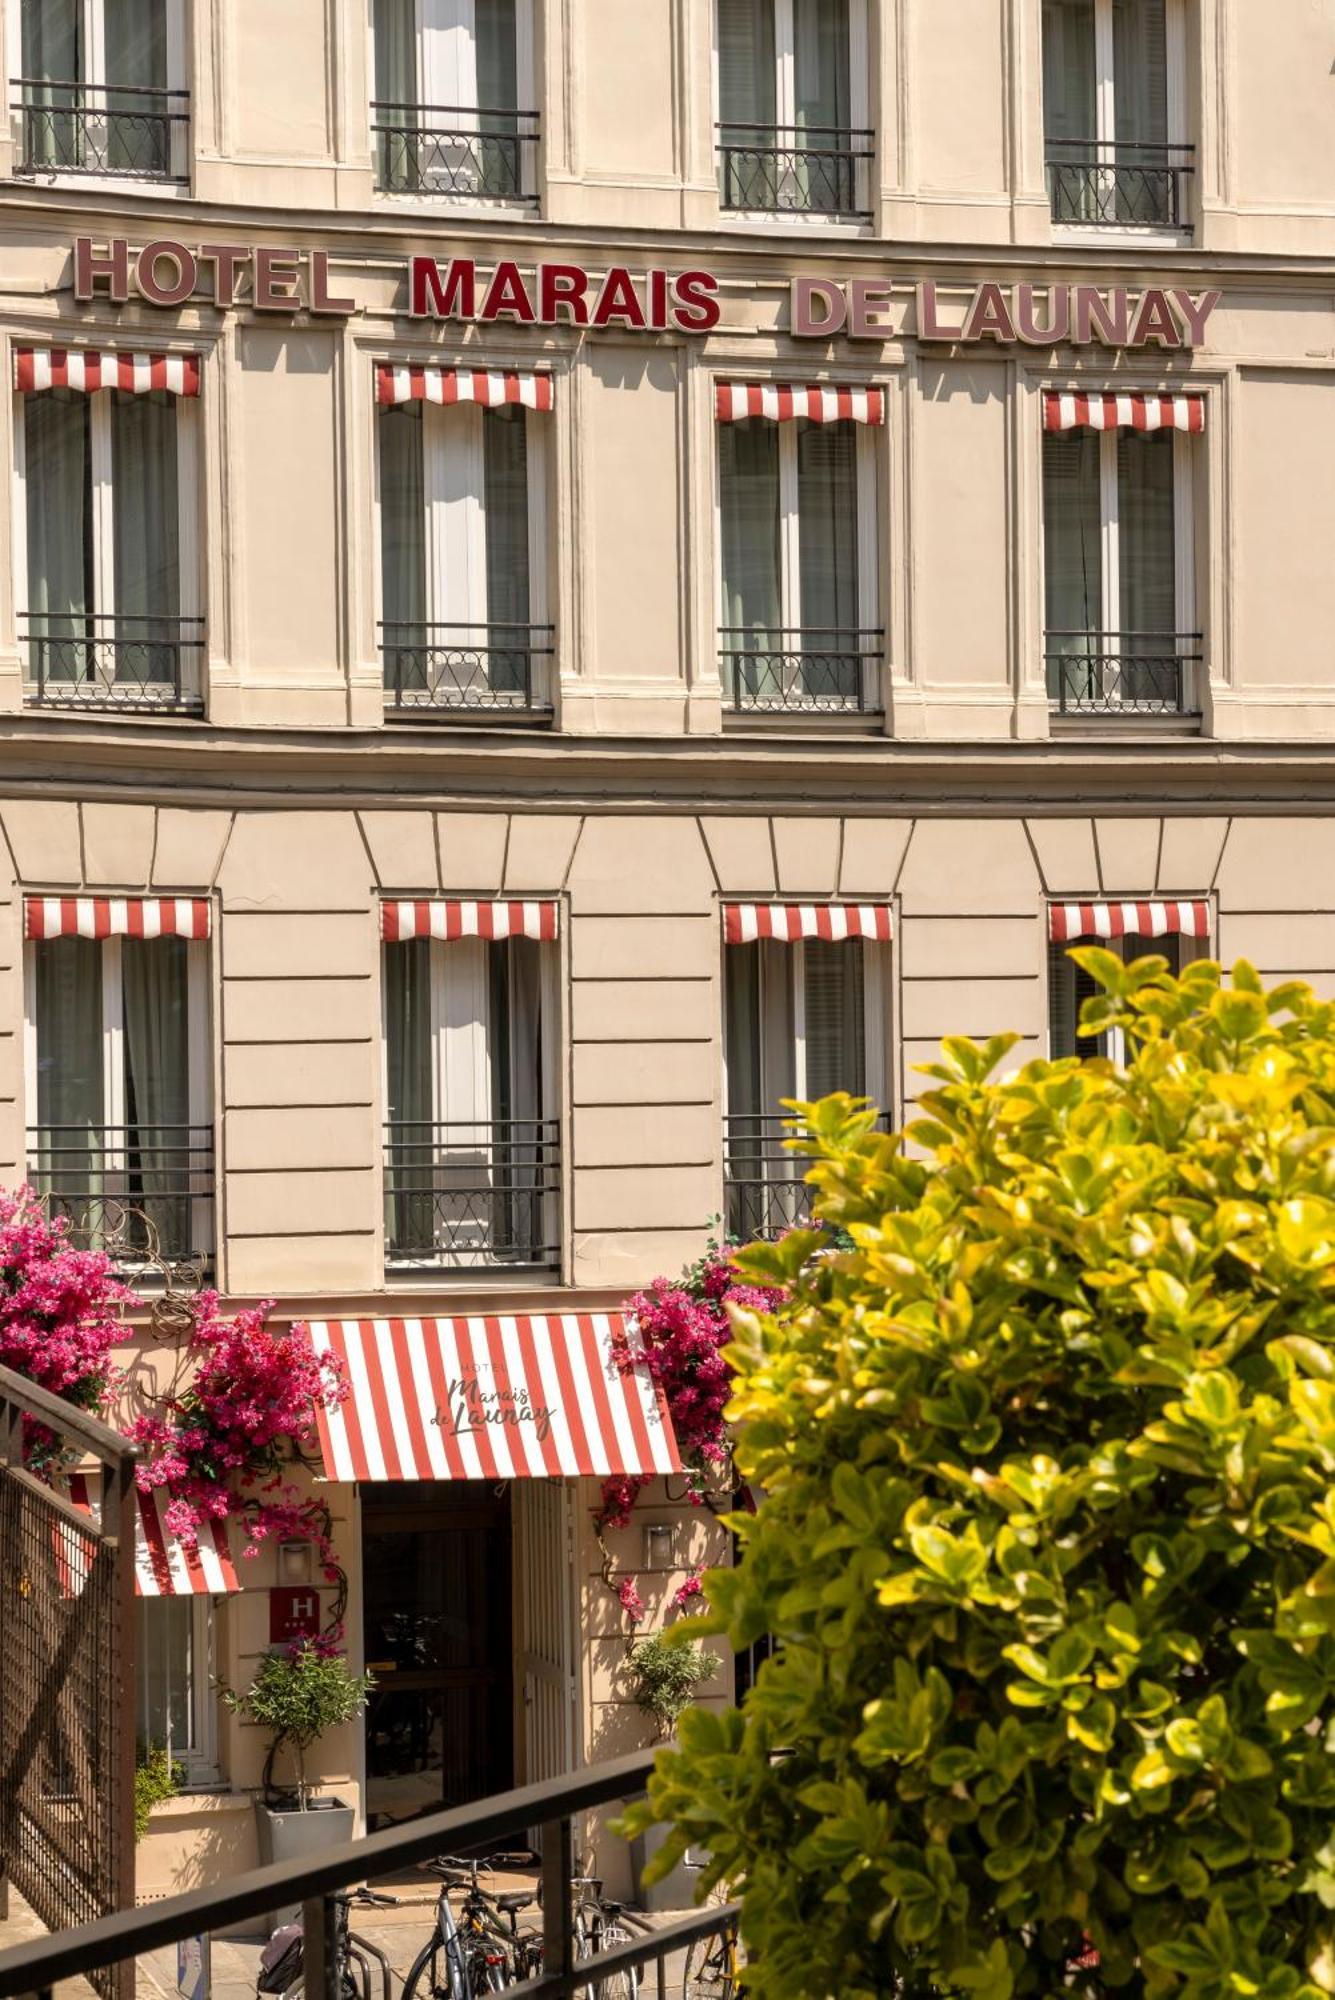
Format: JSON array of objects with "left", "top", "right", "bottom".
[
  {"left": 25, "top": 924, "right": 213, "bottom": 1264},
  {"left": 723, "top": 934, "right": 889, "bottom": 1239},
  {"left": 1049, "top": 930, "right": 1192, "bottom": 1061},
  {"left": 371, "top": 0, "right": 537, "bottom": 199},
  {"left": 382, "top": 928, "right": 560, "bottom": 1270},
  {"left": 13, "top": 0, "right": 188, "bottom": 181},
  {"left": 716, "top": 0, "right": 870, "bottom": 216},
  {"left": 137, "top": 1598, "right": 217, "bottom": 1784},
  {"left": 1042, "top": 0, "right": 1191, "bottom": 228},
  {"left": 378, "top": 391, "right": 551, "bottom": 716},
  {"left": 718, "top": 413, "right": 880, "bottom": 715},
  {"left": 16, "top": 379, "right": 202, "bottom": 712},
  {"left": 1043, "top": 420, "right": 1198, "bottom": 717}
]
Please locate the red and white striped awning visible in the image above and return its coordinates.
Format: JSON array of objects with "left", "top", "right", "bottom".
[
  {"left": 58, "top": 1474, "right": 240, "bottom": 1597},
  {"left": 716, "top": 382, "right": 885, "bottom": 425},
  {"left": 724, "top": 903, "right": 893, "bottom": 944},
  {"left": 309, "top": 1315, "right": 681, "bottom": 1482},
  {"left": 376, "top": 364, "right": 553, "bottom": 411},
  {"left": 382, "top": 899, "right": 557, "bottom": 943},
  {"left": 24, "top": 896, "right": 211, "bottom": 941},
  {"left": 1043, "top": 391, "right": 1205, "bottom": 434},
  {"left": 1050, "top": 899, "right": 1210, "bottom": 943},
  {"left": 15, "top": 348, "right": 201, "bottom": 396}
]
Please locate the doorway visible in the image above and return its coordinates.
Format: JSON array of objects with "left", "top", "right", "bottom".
[{"left": 361, "top": 1480, "right": 514, "bottom": 1827}]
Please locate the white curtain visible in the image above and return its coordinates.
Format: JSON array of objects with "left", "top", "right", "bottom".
[
  {"left": 379, "top": 405, "right": 427, "bottom": 696},
  {"left": 374, "top": 0, "right": 419, "bottom": 186},
  {"left": 137, "top": 1599, "right": 196, "bottom": 1762},
  {"left": 384, "top": 940, "right": 434, "bottom": 1254},
  {"left": 803, "top": 940, "right": 865, "bottom": 1100},
  {"left": 494, "top": 938, "right": 544, "bottom": 1257},
  {"left": 26, "top": 393, "right": 90, "bottom": 687},
  {"left": 21, "top": 0, "right": 81, "bottom": 165},
  {"left": 793, "top": 0, "right": 849, "bottom": 205},
  {"left": 1043, "top": 430, "right": 1102, "bottom": 695},
  {"left": 720, "top": 420, "right": 781, "bottom": 703},
  {"left": 1118, "top": 430, "right": 1176, "bottom": 699},
  {"left": 113, "top": 390, "right": 179, "bottom": 687},
  {"left": 35, "top": 937, "right": 104, "bottom": 1218},
  {"left": 797, "top": 419, "right": 858, "bottom": 702},
  {"left": 483, "top": 409, "right": 530, "bottom": 695},
  {"left": 122, "top": 937, "right": 190, "bottom": 1254}
]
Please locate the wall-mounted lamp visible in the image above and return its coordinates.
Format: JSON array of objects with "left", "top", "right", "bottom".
[
  {"left": 278, "top": 1538, "right": 313, "bottom": 1586},
  {"left": 643, "top": 1523, "right": 675, "bottom": 1572}
]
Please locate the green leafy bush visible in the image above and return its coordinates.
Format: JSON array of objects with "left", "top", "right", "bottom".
[
  {"left": 134, "top": 1744, "right": 182, "bottom": 1840},
  {"left": 627, "top": 1630, "right": 723, "bottom": 1740},
  {"left": 223, "top": 1644, "right": 373, "bottom": 1809},
  {"left": 631, "top": 956, "right": 1335, "bottom": 2000}
]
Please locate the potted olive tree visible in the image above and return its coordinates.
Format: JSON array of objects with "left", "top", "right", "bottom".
[{"left": 625, "top": 1631, "right": 720, "bottom": 1912}]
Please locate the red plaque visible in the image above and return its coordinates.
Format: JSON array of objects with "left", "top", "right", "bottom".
[{"left": 269, "top": 1586, "right": 322, "bottom": 1644}]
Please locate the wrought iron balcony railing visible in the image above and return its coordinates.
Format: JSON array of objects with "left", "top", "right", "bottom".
[
  {"left": 22, "top": 613, "right": 206, "bottom": 715},
  {"left": 381, "top": 620, "right": 554, "bottom": 718},
  {"left": 372, "top": 101, "right": 539, "bottom": 200},
  {"left": 1046, "top": 631, "right": 1203, "bottom": 718},
  {"left": 1046, "top": 139, "right": 1195, "bottom": 229},
  {"left": 384, "top": 1117, "right": 561, "bottom": 1271},
  {"left": 721, "top": 626, "right": 882, "bottom": 716},
  {"left": 13, "top": 78, "right": 190, "bottom": 180},
  {"left": 717, "top": 121, "right": 873, "bottom": 215},
  {"left": 27, "top": 1123, "right": 215, "bottom": 1267}
]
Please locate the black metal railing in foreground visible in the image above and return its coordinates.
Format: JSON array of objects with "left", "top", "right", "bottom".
[
  {"left": 721, "top": 626, "right": 882, "bottom": 715},
  {"left": 27, "top": 1124, "right": 215, "bottom": 1267},
  {"left": 1046, "top": 138, "right": 1195, "bottom": 228},
  {"left": 373, "top": 101, "right": 540, "bottom": 199},
  {"left": 717, "top": 122, "right": 872, "bottom": 214},
  {"left": 22, "top": 614, "right": 205, "bottom": 714},
  {"left": 1046, "top": 631, "right": 1203, "bottom": 717},
  {"left": 0, "top": 1751, "right": 739, "bottom": 2000},
  {"left": 13, "top": 80, "right": 190, "bottom": 180},
  {"left": 385, "top": 1117, "right": 561, "bottom": 1270},
  {"left": 382, "top": 621, "right": 555, "bottom": 717}
]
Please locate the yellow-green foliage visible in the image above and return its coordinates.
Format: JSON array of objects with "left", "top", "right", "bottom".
[{"left": 631, "top": 956, "right": 1335, "bottom": 2000}]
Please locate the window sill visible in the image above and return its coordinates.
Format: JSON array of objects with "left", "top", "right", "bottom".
[
  {"left": 12, "top": 167, "right": 189, "bottom": 196},
  {"left": 723, "top": 709, "right": 886, "bottom": 735},
  {"left": 371, "top": 187, "right": 538, "bottom": 215},
  {"left": 1049, "top": 710, "right": 1203, "bottom": 737},
  {"left": 1049, "top": 219, "right": 1191, "bottom": 245},
  {"left": 719, "top": 207, "right": 871, "bottom": 231},
  {"left": 383, "top": 1263, "right": 562, "bottom": 1287}
]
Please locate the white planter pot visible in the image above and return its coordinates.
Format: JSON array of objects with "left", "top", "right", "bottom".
[
  {"left": 630, "top": 1818, "right": 707, "bottom": 1914},
  {"left": 255, "top": 1798, "right": 355, "bottom": 1930}
]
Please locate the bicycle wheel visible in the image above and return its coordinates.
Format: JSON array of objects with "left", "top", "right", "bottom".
[
  {"left": 402, "top": 1937, "right": 471, "bottom": 2000},
  {"left": 591, "top": 1920, "right": 638, "bottom": 1999},
  {"left": 682, "top": 1931, "right": 736, "bottom": 2000}
]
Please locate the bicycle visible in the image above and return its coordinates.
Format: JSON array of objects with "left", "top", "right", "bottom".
[
  {"left": 570, "top": 1872, "right": 648, "bottom": 2000},
  {"left": 256, "top": 1887, "right": 398, "bottom": 2000},
  {"left": 402, "top": 1854, "right": 540, "bottom": 1997},
  {"left": 681, "top": 1909, "right": 742, "bottom": 2000}
]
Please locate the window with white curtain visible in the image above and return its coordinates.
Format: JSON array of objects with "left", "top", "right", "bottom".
[
  {"left": 137, "top": 1597, "right": 217, "bottom": 1784},
  {"left": 1043, "top": 427, "right": 1196, "bottom": 716},
  {"left": 718, "top": 416, "right": 879, "bottom": 713},
  {"left": 716, "top": 0, "right": 869, "bottom": 215},
  {"left": 1042, "top": 0, "right": 1190, "bottom": 227},
  {"left": 371, "top": 0, "right": 537, "bottom": 198},
  {"left": 16, "top": 386, "right": 201, "bottom": 709},
  {"left": 25, "top": 935, "right": 212, "bottom": 1262},
  {"left": 723, "top": 938, "right": 888, "bottom": 1239},
  {"left": 1049, "top": 932, "right": 1192, "bottom": 1061},
  {"left": 13, "top": 0, "right": 188, "bottom": 180},
  {"left": 383, "top": 938, "right": 560, "bottom": 1269},
  {"left": 378, "top": 401, "right": 549, "bottom": 712}
]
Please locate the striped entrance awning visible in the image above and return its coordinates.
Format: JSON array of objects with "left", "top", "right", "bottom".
[
  {"left": 375, "top": 364, "right": 553, "bottom": 410},
  {"left": 15, "top": 348, "right": 201, "bottom": 396},
  {"left": 60, "top": 1474, "right": 240, "bottom": 1597},
  {"left": 724, "top": 903, "right": 894, "bottom": 944},
  {"left": 24, "top": 896, "right": 212, "bottom": 941},
  {"left": 716, "top": 382, "right": 885, "bottom": 425},
  {"left": 308, "top": 1314, "right": 682, "bottom": 1483},
  {"left": 382, "top": 899, "right": 558, "bottom": 943},
  {"left": 1043, "top": 391, "right": 1205, "bottom": 434},
  {"left": 1050, "top": 899, "right": 1211, "bottom": 943}
]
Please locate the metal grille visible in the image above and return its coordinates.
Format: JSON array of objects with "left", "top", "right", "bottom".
[
  {"left": 13, "top": 80, "right": 189, "bottom": 181},
  {"left": 721, "top": 628, "right": 881, "bottom": 715},
  {"left": 1046, "top": 632, "right": 1202, "bottom": 718},
  {"left": 27, "top": 1123, "right": 215, "bottom": 1269},
  {"left": 1046, "top": 140, "right": 1195, "bottom": 228},
  {"left": 724, "top": 1114, "right": 815, "bottom": 1241},
  {"left": 0, "top": 1368, "right": 136, "bottom": 2000},
  {"left": 717, "top": 123, "right": 872, "bottom": 214},
  {"left": 384, "top": 1118, "right": 562, "bottom": 1270},
  {"left": 22, "top": 615, "right": 206, "bottom": 715},
  {"left": 381, "top": 622, "right": 554, "bottom": 718},
  {"left": 372, "top": 103, "right": 539, "bottom": 199}
]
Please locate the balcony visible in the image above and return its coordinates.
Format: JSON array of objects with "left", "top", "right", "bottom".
[
  {"left": 27, "top": 1123, "right": 215, "bottom": 1268},
  {"left": 717, "top": 123, "right": 872, "bottom": 217},
  {"left": 1046, "top": 632, "right": 1202, "bottom": 720},
  {"left": 22, "top": 614, "right": 206, "bottom": 716},
  {"left": 372, "top": 102, "right": 539, "bottom": 201},
  {"left": 384, "top": 1118, "right": 561, "bottom": 1272},
  {"left": 724, "top": 1114, "right": 818, "bottom": 1243},
  {"left": 381, "top": 621, "right": 554, "bottom": 721},
  {"left": 1047, "top": 140, "right": 1194, "bottom": 230},
  {"left": 12, "top": 79, "right": 189, "bottom": 181},
  {"left": 720, "top": 627, "right": 882, "bottom": 717}
]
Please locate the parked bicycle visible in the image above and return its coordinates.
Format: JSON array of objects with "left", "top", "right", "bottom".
[
  {"left": 682, "top": 1907, "right": 743, "bottom": 1999},
  {"left": 256, "top": 1886, "right": 399, "bottom": 2000},
  {"left": 402, "top": 1854, "right": 540, "bottom": 1997}
]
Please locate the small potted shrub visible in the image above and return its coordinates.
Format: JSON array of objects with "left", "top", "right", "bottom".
[
  {"left": 626, "top": 1631, "right": 720, "bottom": 1912},
  {"left": 134, "top": 1744, "right": 183, "bottom": 1841}
]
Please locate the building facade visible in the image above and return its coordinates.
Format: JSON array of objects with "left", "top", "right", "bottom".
[{"left": 2, "top": 0, "right": 1334, "bottom": 1900}]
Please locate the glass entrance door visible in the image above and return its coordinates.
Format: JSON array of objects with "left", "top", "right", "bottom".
[{"left": 361, "top": 1479, "right": 513, "bottom": 1828}]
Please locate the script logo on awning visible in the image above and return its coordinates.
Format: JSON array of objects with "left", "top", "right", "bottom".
[{"left": 436, "top": 1373, "right": 556, "bottom": 1445}]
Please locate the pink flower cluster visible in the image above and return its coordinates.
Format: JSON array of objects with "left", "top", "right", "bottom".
[
  {"left": 0, "top": 1188, "right": 132, "bottom": 1440},
  {"left": 617, "top": 1574, "right": 646, "bottom": 1623},
  {"left": 130, "top": 1296, "right": 345, "bottom": 1551}
]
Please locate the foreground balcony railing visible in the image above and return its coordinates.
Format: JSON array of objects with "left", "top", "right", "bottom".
[
  {"left": 1047, "top": 139, "right": 1195, "bottom": 229},
  {"left": 717, "top": 121, "right": 872, "bottom": 215},
  {"left": 385, "top": 1117, "right": 561, "bottom": 1271},
  {"left": 721, "top": 626, "right": 882, "bottom": 716},
  {"left": 382, "top": 620, "right": 554, "bottom": 719},
  {"left": 372, "top": 101, "right": 539, "bottom": 200},
  {"left": 1046, "top": 631, "right": 1202, "bottom": 719},
  {"left": 27, "top": 1123, "right": 215, "bottom": 1268},
  {"left": 13, "top": 78, "right": 189, "bottom": 180},
  {"left": 22, "top": 613, "right": 206, "bottom": 715}
]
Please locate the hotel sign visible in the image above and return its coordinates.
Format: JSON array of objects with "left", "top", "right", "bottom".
[{"left": 70, "top": 237, "right": 1220, "bottom": 350}]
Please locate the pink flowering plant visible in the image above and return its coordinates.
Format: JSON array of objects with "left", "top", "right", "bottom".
[{"left": 0, "top": 1188, "right": 134, "bottom": 1456}]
